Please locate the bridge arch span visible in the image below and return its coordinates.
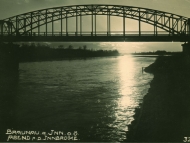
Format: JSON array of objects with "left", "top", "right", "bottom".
[{"left": 1, "top": 4, "right": 189, "bottom": 36}]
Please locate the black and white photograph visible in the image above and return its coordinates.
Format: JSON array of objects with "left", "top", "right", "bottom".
[{"left": 0, "top": 0, "right": 190, "bottom": 142}]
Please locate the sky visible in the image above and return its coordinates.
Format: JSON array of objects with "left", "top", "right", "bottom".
[{"left": 0, "top": 0, "right": 190, "bottom": 53}]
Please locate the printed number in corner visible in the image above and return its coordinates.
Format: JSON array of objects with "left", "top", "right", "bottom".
[{"left": 184, "top": 137, "right": 190, "bottom": 142}]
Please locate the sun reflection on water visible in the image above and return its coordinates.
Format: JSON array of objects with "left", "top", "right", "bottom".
[
  {"left": 118, "top": 55, "right": 136, "bottom": 107},
  {"left": 113, "top": 55, "right": 138, "bottom": 133}
]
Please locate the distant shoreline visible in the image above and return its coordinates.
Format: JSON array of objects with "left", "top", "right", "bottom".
[
  {"left": 18, "top": 44, "right": 120, "bottom": 62},
  {"left": 132, "top": 55, "right": 165, "bottom": 57}
]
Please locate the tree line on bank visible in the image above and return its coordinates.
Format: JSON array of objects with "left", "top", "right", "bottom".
[
  {"left": 132, "top": 50, "right": 181, "bottom": 55},
  {"left": 18, "top": 43, "right": 119, "bottom": 62}
]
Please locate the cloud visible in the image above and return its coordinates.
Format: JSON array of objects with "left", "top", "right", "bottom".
[{"left": 16, "top": 0, "right": 29, "bottom": 5}]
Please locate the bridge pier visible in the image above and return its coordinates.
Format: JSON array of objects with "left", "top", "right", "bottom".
[
  {"left": 182, "top": 42, "right": 190, "bottom": 54},
  {"left": 0, "top": 20, "right": 13, "bottom": 36},
  {"left": 182, "top": 18, "right": 190, "bottom": 54},
  {"left": 0, "top": 43, "right": 19, "bottom": 74}
]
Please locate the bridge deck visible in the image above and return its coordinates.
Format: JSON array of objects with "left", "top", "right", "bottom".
[{"left": 0, "top": 35, "right": 189, "bottom": 42}]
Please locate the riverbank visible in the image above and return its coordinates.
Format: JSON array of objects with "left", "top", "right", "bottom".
[
  {"left": 18, "top": 44, "right": 119, "bottom": 62},
  {"left": 127, "top": 54, "right": 190, "bottom": 142}
]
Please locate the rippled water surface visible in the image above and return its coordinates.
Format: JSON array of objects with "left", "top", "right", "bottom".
[{"left": 0, "top": 55, "right": 155, "bottom": 142}]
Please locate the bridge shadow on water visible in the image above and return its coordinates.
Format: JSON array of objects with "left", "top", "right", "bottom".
[
  {"left": 0, "top": 71, "right": 19, "bottom": 141},
  {"left": 0, "top": 43, "right": 19, "bottom": 141}
]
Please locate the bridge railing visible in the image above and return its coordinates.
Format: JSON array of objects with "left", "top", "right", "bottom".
[{"left": 0, "top": 31, "right": 188, "bottom": 37}]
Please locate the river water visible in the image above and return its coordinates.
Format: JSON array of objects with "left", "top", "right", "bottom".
[{"left": 0, "top": 55, "right": 155, "bottom": 142}]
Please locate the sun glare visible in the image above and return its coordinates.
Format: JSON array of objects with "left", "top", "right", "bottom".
[{"left": 118, "top": 55, "right": 136, "bottom": 108}]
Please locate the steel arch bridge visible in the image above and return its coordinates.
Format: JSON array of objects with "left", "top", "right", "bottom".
[{"left": 0, "top": 4, "right": 190, "bottom": 42}]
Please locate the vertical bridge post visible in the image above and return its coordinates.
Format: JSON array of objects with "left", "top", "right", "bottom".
[
  {"left": 66, "top": 12, "right": 68, "bottom": 36},
  {"left": 91, "top": 9, "right": 93, "bottom": 36},
  {"left": 61, "top": 8, "right": 62, "bottom": 36},
  {"left": 80, "top": 11, "right": 82, "bottom": 36},
  {"left": 188, "top": 18, "right": 190, "bottom": 37},
  {"left": 187, "top": 18, "right": 190, "bottom": 45},
  {"left": 107, "top": 9, "right": 110, "bottom": 36},
  {"left": 139, "top": 9, "right": 141, "bottom": 36},
  {"left": 45, "top": 10, "right": 47, "bottom": 36},
  {"left": 95, "top": 9, "right": 96, "bottom": 36},
  {"left": 61, "top": 8, "right": 63, "bottom": 36},
  {"left": 154, "top": 14, "right": 157, "bottom": 36},
  {"left": 0, "top": 20, "right": 4, "bottom": 36},
  {"left": 52, "top": 13, "right": 54, "bottom": 36},
  {"left": 123, "top": 7, "right": 125, "bottom": 37},
  {"left": 31, "top": 13, "right": 33, "bottom": 36},
  {"left": 7, "top": 22, "right": 12, "bottom": 35},
  {"left": 76, "top": 8, "right": 78, "bottom": 36},
  {"left": 38, "top": 14, "right": 40, "bottom": 36}
]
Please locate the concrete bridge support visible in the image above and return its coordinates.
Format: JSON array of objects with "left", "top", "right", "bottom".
[
  {"left": 182, "top": 18, "right": 190, "bottom": 54},
  {"left": 182, "top": 43, "right": 190, "bottom": 54},
  {"left": 0, "top": 43, "right": 19, "bottom": 74},
  {"left": 0, "top": 20, "right": 12, "bottom": 36}
]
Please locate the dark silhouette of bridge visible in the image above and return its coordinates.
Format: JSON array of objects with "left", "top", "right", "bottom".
[{"left": 0, "top": 4, "right": 190, "bottom": 42}]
